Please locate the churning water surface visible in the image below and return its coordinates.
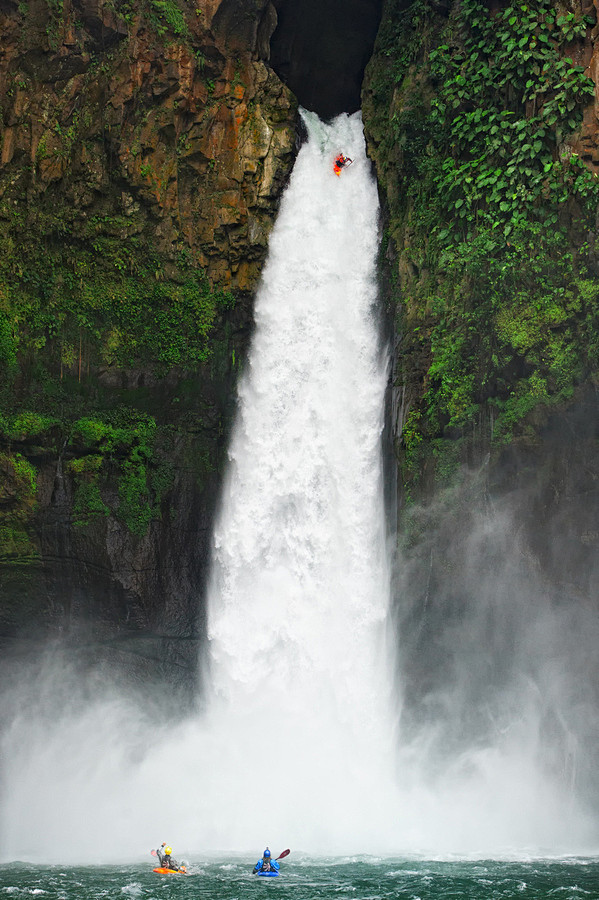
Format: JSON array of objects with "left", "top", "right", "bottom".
[{"left": 2, "top": 858, "right": 599, "bottom": 900}]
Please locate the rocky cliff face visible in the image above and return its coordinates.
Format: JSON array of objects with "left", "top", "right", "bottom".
[
  {"left": 0, "top": 0, "right": 298, "bottom": 688},
  {"left": 1, "top": 0, "right": 297, "bottom": 292},
  {"left": 361, "top": 0, "right": 599, "bottom": 792}
]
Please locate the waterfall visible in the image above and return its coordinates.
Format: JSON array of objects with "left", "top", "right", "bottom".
[
  {"left": 208, "top": 110, "right": 389, "bottom": 715},
  {"left": 191, "top": 109, "right": 599, "bottom": 856},
  {"left": 197, "top": 109, "right": 397, "bottom": 848}
]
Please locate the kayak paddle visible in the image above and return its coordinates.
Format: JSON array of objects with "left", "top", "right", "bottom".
[{"left": 276, "top": 850, "right": 291, "bottom": 861}]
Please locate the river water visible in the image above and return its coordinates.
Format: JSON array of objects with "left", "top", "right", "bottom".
[{"left": 2, "top": 858, "right": 599, "bottom": 900}]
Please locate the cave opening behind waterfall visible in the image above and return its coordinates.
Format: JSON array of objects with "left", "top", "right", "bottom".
[
  {"left": 270, "top": 0, "right": 382, "bottom": 119},
  {"left": 211, "top": 0, "right": 384, "bottom": 118},
  {"left": 269, "top": 0, "right": 384, "bottom": 119}
]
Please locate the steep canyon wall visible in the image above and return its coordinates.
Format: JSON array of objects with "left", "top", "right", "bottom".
[
  {"left": 362, "top": 0, "right": 599, "bottom": 805},
  {"left": 0, "top": 0, "right": 297, "bottom": 686}
]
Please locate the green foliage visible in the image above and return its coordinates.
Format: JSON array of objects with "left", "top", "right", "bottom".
[
  {"left": 72, "top": 418, "right": 113, "bottom": 447},
  {"left": 43, "top": 0, "right": 64, "bottom": 50},
  {"left": 72, "top": 410, "right": 156, "bottom": 455},
  {"left": 0, "top": 312, "right": 17, "bottom": 374},
  {"left": 67, "top": 455, "right": 110, "bottom": 527},
  {"left": 0, "top": 523, "right": 38, "bottom": 558},
  {"left": 401, "top": 408, "right": 425, "bottom": 473},
  {"left": 147, "top": 0, "right": 189, "bottom": 38},
  {"left": 365, "top": 0, "right": 599, "bottom": 494},
  {"left": 118, "top": 457, "right": 154, "bottom": 536},
  {"left": 492, "top": 372, "right": 550, "bottom": 440},
  {"left": 0, "top": 452, "right": 39, "bottom": 562},
  {"left": 69, "top": 411, "right": 174, "bottom": 535},
  {"left": 68, "top": 454, "right": 104, "bottom": 476},
  {"left": 0, "top": 407, "right": 179, "bottom": 538},
  {"left": 373, "top": 0, "right": 430, "bottom": 81},
  {"left": 105, "top": 0, "right": 190, "bottom": 39},
  {"left": 402, "top": 222, "right": 594, "bottom": 480},
  {"left": 0, "top": 204, "right": 234, "bottom": 378},
  {"left": 78, "top": 275, "right": 224, "bottom": 369},
  {"left": 425, "top": 0, "right": 597, "bottom": 237},
  {"left": 0, "top": 411, "right": 57, "bottom": 440},
  {"left": 11, "top": 453, "right": 37, "bottom": 500}
]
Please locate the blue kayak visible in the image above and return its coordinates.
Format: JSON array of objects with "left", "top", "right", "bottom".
[{"left": 257, "top": 870, "right": 279, "bottom": 877}]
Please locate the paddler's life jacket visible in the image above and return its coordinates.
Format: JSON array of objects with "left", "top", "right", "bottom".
[
  {"left": 158, "top": 851, "right": 178, "bottom": 871},
  {"left": 253, "top": 858, "right": 280, "bottom": 874}
]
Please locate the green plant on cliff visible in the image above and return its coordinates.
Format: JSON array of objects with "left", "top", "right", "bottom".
[
  {"left": 0, "top": 452, "right": 39, "bottom": 562},
  {"left": 149, "top": 0, "right": 188, "bottom": 36},
  {"left": 118, "top": 454, "right": 154, "bottom": 536},
  {"left": 420, "top": 223, "right": 589, "bottom": 436},
  {"left": 0, "top": 312, "right": 17, "bottom": 374},
  {"left": 67, "top": 455, "right": 110, "bottom": 527},
  {"left": 103, "top": 0, "right": 190, "bottom": 40},
  {"left": 69, "top": 411, "right": 175, "bottom": 535},
  {"left": 425, "top": 0, "right": 596, "bottom": 236},
  {"left": 11, "top": 453, "right": 37, "bottom": 499},
  {"left": 365, "top": 0, "right": 599, "bottom": 498},
  {"left": 0, "top": 197, "right": 234, "bottom": 379},
  {"left": 0, "top": 412, "right": 58, "bottom": 440},
  {"left": 143, "top": 0, "right": 190, "bottom": 39},
  {"left": 42, "top": 0, "right": 65, "bottom": 50},
  {"left": 0, "top": 405, "right": 180, "bottom": 538}
]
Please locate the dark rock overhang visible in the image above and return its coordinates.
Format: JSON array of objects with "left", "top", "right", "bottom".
[
  {"left": 212, "top": 0, "right": 383, "bottom": 120},
  {"left": 270, "top": 0, "right": 383, "bottom": 119}
]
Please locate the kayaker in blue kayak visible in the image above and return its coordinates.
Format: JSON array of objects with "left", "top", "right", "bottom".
[{"left": 253, "top": 847, "right": 280, "bottom": 875}]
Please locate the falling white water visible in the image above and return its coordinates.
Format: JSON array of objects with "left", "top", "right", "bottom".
[{"left": 198, "top": 108, "right": 396, "bottom": 847}]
